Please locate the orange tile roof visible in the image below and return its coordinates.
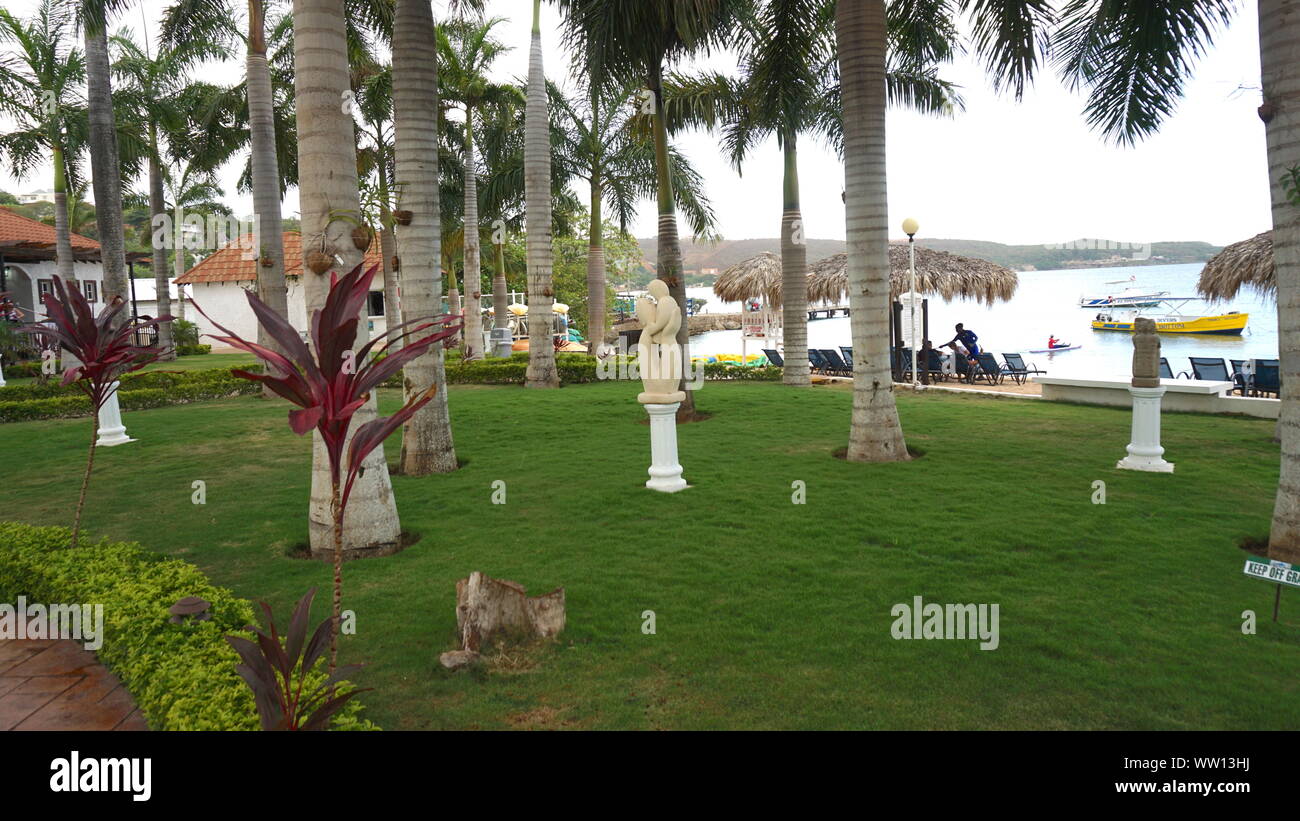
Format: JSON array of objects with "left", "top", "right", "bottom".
[
  {"left": 0, "top": 206, "right": 100, "bottom": 253},
  {"left": 175, "top": 232, "right": 385, "bottom": 284}
]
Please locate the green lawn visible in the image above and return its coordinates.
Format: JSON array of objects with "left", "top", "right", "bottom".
[{"left": 0, "top": 381, "right": 1294, "bottom": 730}]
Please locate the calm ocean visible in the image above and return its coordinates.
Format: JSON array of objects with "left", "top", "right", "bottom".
[{"left": 687, "top": 262, "right": 1278, "bottom": 378}]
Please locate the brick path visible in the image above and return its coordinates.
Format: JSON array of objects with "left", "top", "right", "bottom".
[{"left": 0, "top": 639, "right": 147, "bottom": 731}]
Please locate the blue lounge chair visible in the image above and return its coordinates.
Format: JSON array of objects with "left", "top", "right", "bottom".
[
  {"left": 1188, "top": 357, "right": 1230, "bottom": 381},
  {"left": 808, "top": 349, "right": 829, "bottom": 374},
  {"left": 974, "top": 352, "right": 1007, "bottom": 386},
  {"left": 1159, "top": 357, "right": 1174, "bottom": 380},
  {"left": 925, "top": 348, "right": 950, "bottom": 382},
  {"left": 1252, "top": 359, "right": 1280, "bottom": 397},
  {"left": 762, "top": 348, "right": 785, "bottom": 367},
  {"left": 840, "top": 347, "right": 854, "bottom": 369},
  {"left": 1001, "top": 353, "right": 1043, "bottom": 385},
  {"left": 819, "top": 349, "right": 852, "bottom": 376}
]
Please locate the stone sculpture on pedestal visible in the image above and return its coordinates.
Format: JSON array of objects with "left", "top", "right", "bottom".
[
  {"left": 635, "top": 280, "right": 688, "bottom": 492},
  {"left": 1117, "top": 318, "right": 1172, "bottom": 472}
]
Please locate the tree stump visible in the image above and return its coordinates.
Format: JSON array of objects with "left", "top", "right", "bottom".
[{"left": 453, "top": 571, "right": 565, "bottom": 652}]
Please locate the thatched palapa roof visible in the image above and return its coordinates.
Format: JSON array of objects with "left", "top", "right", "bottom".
[
  {"left": 712, "top": 251, "right": 791, "bottom": 307},
  {"left": 1197, "top": 231, "right": 1274, "bottom": 302},
  {"left": 806, "top": 245, "right": 1018, "bottom": 306}
]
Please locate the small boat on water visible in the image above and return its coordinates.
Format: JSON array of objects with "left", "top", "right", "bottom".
[
  {"left": 1091, "top": 298, "right": 1248, "bottom": 336},
  {"left": 1078, "top": 277, "right": 1170, "bottom": 308},
  {"left": 1029, "top": 344, "right": 1081, "bottom": 353}
]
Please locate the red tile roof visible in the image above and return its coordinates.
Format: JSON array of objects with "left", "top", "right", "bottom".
[
  {"left": 0, "top": 207, "right": 100, "bottom": 254},
  {"left": 176, "top": 232, "right": 384, "bottom": 284}
]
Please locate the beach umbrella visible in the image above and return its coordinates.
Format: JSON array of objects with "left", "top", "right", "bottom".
[
  {"left": 1198, "top": 231, "right": 1274, "bottom": 302},
  {"left": 712, "top": 252, "right": 800, "bottom": 308},
  {"left": 806, "top": 245, "right": 1019, "bottom": 306}
]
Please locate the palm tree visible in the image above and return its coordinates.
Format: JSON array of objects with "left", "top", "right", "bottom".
[
  {"left": 292, "top": 0, "right": 403, "bottom": 556},
  {"left": 76, "top": 0, "right": 131, "bottom": 318},
  {"left": 550, "top": 78, "right": 716, "bottom": 356},
  {"left": 557, "top": 0, "right": 747, "bottom": 411},
  {"left": 1047, "top": 1, "right": 1296, "bottom": 554},
  {"left": 437, "top": 16, "right": 523, "bottom": 362},
  {"left": 523, "top": 0, "right": 559, "bottom": 387},
  {"left": 0, "top": 0, "right": 85, "bottom": 290},
  {"left": 390, "top": 0, "right": 483, "bottom": 475},
  {"left": 111, "top": 28, "right": 229, "bottom": 358},
  {"left": 355, "top": 62, "right": 402, "bottom": 337}
]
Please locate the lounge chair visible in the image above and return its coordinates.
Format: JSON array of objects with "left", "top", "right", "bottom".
[
  {"left": 819, "top": 349, "right": 853, "bottom": 376},
  {"left": 1001, "top": 353, "right": 1044, "bottom": 385},
  {"left": 840, "top": 347, "right": 854, "bottom": 369},
  {"left": 1188, "top": 357, "right": 1230, "bottom": 381},
  {"left": 973, "top": 352, "right": 1006, "bottom": 386},
  {"left": 762, "top": 348, "right": 785, "bottom": 367},
  {"left": 895, "top": 348, "right": 916, "bottom": 382},
  {"left": 808, "top": 349, "right": 828, "bottom": 375},
  {"left": 1159, "top": 357, "right": 1174, "bottom": 380},
  {"left": 1252, "top": 359, "right": 1281, "bottom": 397},
  {"left": 1230, "top": 359, "right": 1248, "bottom": 395},
  {"left": 925, "top": 348, "right": 950, "bottom": 382}
]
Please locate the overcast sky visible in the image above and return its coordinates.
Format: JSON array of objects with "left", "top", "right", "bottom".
[{"left": 0, "top": 0, "right": 1270, "bottom": 247}]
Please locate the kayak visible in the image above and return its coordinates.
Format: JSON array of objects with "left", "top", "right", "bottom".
[{"left": 1028, "top": 345, "right": 1081, "bottom": 353}]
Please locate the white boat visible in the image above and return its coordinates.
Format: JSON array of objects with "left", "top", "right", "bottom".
[{"left": 1078, "top": 286, "right": 1170, "bottom": 308}]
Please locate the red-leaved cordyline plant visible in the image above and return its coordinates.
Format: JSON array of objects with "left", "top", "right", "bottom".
[
  {"left": 18, "top": 277, "right": 172, "bottom": 548},
  {"left": 194, "top": 263, "right": 462, "bottom": 673}
]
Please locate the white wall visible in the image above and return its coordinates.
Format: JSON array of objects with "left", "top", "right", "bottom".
[
  {"left": 191, "top": 277, "right": 388, "bottom": 350},
  {"left": 4, "top": 260, "right": 106, "bottom": 319}
]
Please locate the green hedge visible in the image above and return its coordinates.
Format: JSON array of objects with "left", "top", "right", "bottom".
[
  {"left": 0, "top": 368, "right": 261, "bottom": 422},
  {"left": 0, "top": 522, "right": 375, "bottom": 731},
  {"left": 2, "top": 360, "right": 42, "bottom": 379},
  {"left": 177, "top": 344, "right": 211, "bottom": 357}
]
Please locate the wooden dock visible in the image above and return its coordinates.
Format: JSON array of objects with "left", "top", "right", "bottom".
[{"left": 808, "top": 306, "right": 850, "bottom": 320}]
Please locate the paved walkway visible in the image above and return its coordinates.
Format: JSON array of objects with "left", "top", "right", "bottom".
[{"left": 0, "top": 639, "right": 147, "bottom": 731}]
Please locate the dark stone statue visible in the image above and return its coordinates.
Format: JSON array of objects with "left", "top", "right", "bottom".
[{"left": 1131, "top": 317, "right": 1161, "bottom": 388}]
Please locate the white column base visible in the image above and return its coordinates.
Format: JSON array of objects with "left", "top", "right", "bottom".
[
  {"left": 96, "top": 383, "right": 135, "bottom": 447},
  {"left": 1117, "top": 385, "right": 1172, "bottom": 472},
  {"left": 0, "top": 354, "right": 6, "bottom": 387},
  {"left": 643, "top": 402, "right": 688, "bottom": 493}
]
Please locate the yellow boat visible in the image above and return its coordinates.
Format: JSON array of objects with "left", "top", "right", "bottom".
[{"left": 1091, "top": 301, "right": 1248, "bottom": 336}]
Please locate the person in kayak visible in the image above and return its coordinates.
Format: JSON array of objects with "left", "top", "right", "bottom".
[
  {"left": 940, "top": 324, "right": 980, "bottom": 360},
  {"left": 1048, "top": 335, "right": 1070, "bottom": 349}
]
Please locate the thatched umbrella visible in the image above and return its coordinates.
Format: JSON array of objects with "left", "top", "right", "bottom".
[
  {"left": 713, "top": 251, "right": 793, "bottom": 307},
  {"left": 806, "top": 246, "right": 1018, "bottom": 306},
  {"left": 1198, "top": 231, "right": 1274, "bottom": 302}
]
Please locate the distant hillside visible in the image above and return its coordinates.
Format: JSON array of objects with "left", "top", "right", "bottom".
[{"left": 635, "top": 236, "right": 1222, "bottom": 279}]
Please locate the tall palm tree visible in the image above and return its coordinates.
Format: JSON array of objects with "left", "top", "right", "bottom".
[
  {"left": 668, "top": 0, "right": 961, "bottom": 386},
  {"left": 0, "top": 0, "right": 85, "bottom": 290},
  {"left": 111, "top": 28, "right": 230, "bottom": 358},
  {"left": 292, "top": 0, "right": 403, "bottom": 556},
  {"left": 77, "top": 0, "right": 131, "bottom": 319},
  {"left": 437, "top": 16, "right": 522, "bottom": 361},
  {"left": 558, "top": 0, "right": 747, "bottom": 411},
  {"left": 550, "top": 79, "right": 716, "bottom": 355},
  {"left": 1049, "top": 1, "right": 1295, "bottom": 553},
  {"left": 390, "top": 0, "right": 483, "bottom": 475},
  {"left": 524, "top": 0, "right": 559, "bottom": 387},
  {"left": 355, "top": 62, "right": 402, "bottom": 336}
]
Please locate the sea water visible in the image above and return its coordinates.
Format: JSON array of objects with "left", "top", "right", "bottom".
[{"left": 687, "top": 263, "right": 1279, "bottom": 378}]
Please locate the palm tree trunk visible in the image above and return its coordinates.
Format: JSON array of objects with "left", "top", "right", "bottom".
[
  {"left": 374, "top": 140, "right": 402, "bottom": 336},
  {"left": 524, "top": 0, "right": 559, "bottom": 388},
  {"left": 248, "top": 1, "right": 289, "bottom": 398},
  {"left": 393, "top": 0, "right": 458, "bottom": 475},
  {"left": 51, "top": 145, "right": 77, "bottom": 289},
  {"left": 780, "top": 132, "right": 809, "bottom": 386},
  {"left": 493, "top": 240, "right": 509, "bottom": 334},
  {"left": 83, "top": 25, "right": 129, "bottom": 321},
  {"left": 293, "top": 0, "right": 402, "bottom": 556},
  {"left": 648, "top": 61, "right": 693, "bottom": 417},
  {"left": 147, "top": 140, "right": 176, "bottom": 360},
  {"left": 838, "top": 0, "right": 909, "bottom": 462},
  {"left": 462, "top": 114, "right": 484, "bottom": 360},
  {"left": 1263, "top": 0, "right": 1300, "bottom": 562},
  {"left": 587, "top": 165, "right": 607, "bottom": 356},
  {"left": 172, "top": 201, "right": 187, "bottom": 322}
]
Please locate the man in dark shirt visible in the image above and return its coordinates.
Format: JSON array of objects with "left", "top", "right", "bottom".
[{"left": 939, "top": 323, "right": 980, "bottom": 359}]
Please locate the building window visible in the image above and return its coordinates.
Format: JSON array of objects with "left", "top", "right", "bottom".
[
  {"left": 38, "top": 279, "right": 53, "bottom": 298},
  {"left": 368, "top": 291, "right": 385, "bottom": 318},
  {"left": 83, "top": 281, "right": 98, "bottom": 302}
]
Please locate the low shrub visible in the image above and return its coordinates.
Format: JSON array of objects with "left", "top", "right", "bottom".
[
  {"left": 2, "top": 360, "right": 43, "bottom": 379},
  {"left": 0, "top": 368, "right": 261, "bottom": 422},
  {"left": 0, "top": 522, "right": 376, "bottom": 731},
  {"left": 176, "top": 343, "right": 211, "bottom": 357}
]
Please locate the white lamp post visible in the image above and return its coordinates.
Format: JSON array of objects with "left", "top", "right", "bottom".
[{"left": 901, "top": 217, "right": 920, "bottom": 389}]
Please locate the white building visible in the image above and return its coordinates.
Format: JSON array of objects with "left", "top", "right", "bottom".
[
  {"left": 1, "top": 207, "right": 110, "bottom": 319},
  {"left": 17, "top": 189, "right": 57, "bottom": 205},
  {"left": 176, "top": 232, "right": 389, "bottom": 348}
]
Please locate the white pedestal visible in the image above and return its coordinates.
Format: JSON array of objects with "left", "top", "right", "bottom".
[
  {"left": 0, "top": 355, "right": 6, "bottom": 387},
  {"left": 643, "top": 402, "right": 688, "bottom": 493},
  {"left": 1117, "top": 384, "right": 1172, "bottom": 472},
  {"left": 96, "top": 382, "right": 135, "bottom": 447}
]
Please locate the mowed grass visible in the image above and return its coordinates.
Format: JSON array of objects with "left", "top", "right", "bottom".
[{"left": 0, "top": 380, "right": 1295, "bottom": 730}]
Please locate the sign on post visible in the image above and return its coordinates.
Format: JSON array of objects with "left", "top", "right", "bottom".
[{"left": 1243, "top": 558, "right": 1300, "bottom": 588}]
